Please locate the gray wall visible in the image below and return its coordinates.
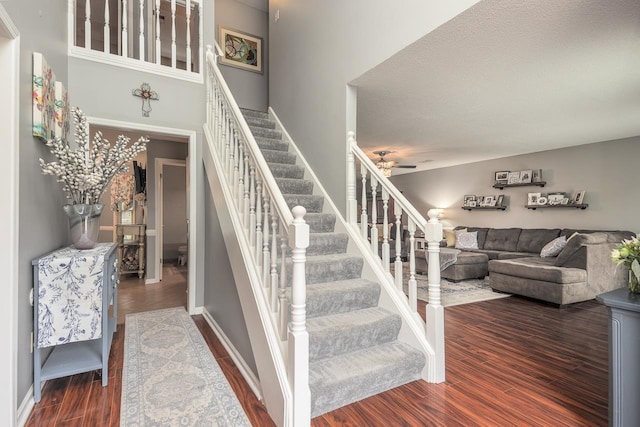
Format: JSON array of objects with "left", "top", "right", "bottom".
[
  {"left": 390, "top": 137, "right": 640, "bottom": 233},
  {"left": 162, "top": 164, "right": 188, "bottom": 261},
  {"left": 204, "top": 172, "right": 258, "bottom": 375},
  {"left": 216, "top": 0, "right": 268, "bottom": 111},
  {"left": 268, "top": 0, "right": 481, "bottom": 214},
  {"left": 4, "top": 0, "right": 70, "bottom": 407}
]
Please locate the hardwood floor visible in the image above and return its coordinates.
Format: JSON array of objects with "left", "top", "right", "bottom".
[{"left": 26, "top": 287, "right": 610, "bottom": 426}]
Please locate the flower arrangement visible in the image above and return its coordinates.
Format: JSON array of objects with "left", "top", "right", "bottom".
[
  {"left": 40, "top": 108, "right": 148, "bottom": 205},
  {"left": 611, "top": 236, "right": 640, "bottom": 293}
]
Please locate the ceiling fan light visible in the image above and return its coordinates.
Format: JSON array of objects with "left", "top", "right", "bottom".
[{"left": 376, "top": 159, "right": 393, "bottom": 177}]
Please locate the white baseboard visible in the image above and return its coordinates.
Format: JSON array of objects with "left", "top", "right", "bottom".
[
  {"left": 201, "top": 308, "right": 262, "bottom": 401},
  {"left": 16, "top": 386, "right": 34, "bottom": 427}
]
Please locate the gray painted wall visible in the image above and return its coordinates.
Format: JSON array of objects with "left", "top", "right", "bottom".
[
  {"left": 216, "top": 0, "right": 268, "bottom": 111},
  {"left": 4, "top": 0, "right": 70, "bottom": 407},
  {"left": 162, "top": 164, "right": 188, "bottom": 261},
  {"left": 268, "top": 0, "right": 481, "bottom": 214},
  {"left": 390, "top": 138, "right": 640, "bottom": 233},
  {"left": 204, "top": 173, "right": 258, "bottom": 375}
]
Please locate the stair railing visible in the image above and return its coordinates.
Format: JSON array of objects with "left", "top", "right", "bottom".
[
  {"left": 204, "top": 44, "right": 310, "bottom": 426},
  {"left": 347, "top": 132, "right": 445, "bottom": 381}
]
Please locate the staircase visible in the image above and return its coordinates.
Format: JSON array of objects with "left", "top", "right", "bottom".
[{"left": 241, "top": 108, "right": 426, "bottom": 417}]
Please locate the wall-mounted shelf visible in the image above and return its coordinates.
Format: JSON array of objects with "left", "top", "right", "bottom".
[
  {"left": 462, "top": 205, "right": 507, "bottom": 211},
  {"left": 525, "top": 204, "right": 588, "bottom": 210},
  {"left": 493, "top": 181, "right": 546, "bottom": 190}
]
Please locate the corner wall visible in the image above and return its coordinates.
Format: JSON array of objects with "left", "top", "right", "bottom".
[{"left": 390, "top": 137, "right": 640, "bottom": 233}]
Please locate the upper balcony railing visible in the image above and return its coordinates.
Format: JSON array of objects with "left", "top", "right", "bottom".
[{"left": 68, "top": 0, "right": 203, "bottom": 83}]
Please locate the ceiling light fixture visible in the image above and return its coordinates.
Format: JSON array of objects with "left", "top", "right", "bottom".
[{"left": 376, "top": 158, "right": 393, "bottom": 177}]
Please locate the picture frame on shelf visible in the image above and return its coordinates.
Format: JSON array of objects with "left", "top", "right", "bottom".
[
  {"left": 527, "top": 192, "right": 541, "bottom": 205},
  {"left": 572, "top": 190, "right": 586, "bottom": 204},
  {"left": 468, "top": 200, "right": 477, "bottom": 207},
  {"left": 477, "top": 196, "right": 486, "bottom": 206},
  {"left": 496, "top": 195, "right": 504, "bottom": 206},
  {"left": 520, "top": 169, "right": 532, "bottom": 184},
  {"left": 485, "top": 196, "right": 496, "bottom": 206},
  {"left": 495, "top": 171, "right": 509, "bottom": 183},
  {"left": 532, "top": 169, "right": 542, "bottom": 182},
  {"left": 507, "top": 171, "right": 521, "bottom": 184},
  {"left": 547, "top": 193, "right": 565, "bottom": 205},
  {"left": 463, "top": 195, "right": 476, "bottom": 206}
]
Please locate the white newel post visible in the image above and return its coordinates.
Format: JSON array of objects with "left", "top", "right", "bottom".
[
  {"left": 425, "top": 208, "right": 445, "bottom": 382},
  {"left": 288, "top": 206, "right": 310, "bottom": 427},
  {"left": 346, "top": 132, "right": 357, "bottom": 228}
]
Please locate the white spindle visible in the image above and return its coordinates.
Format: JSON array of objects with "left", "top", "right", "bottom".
[
  {"left": 138, "top": 0, "right": 145, "bottom": 60},
  {"left": 243, "top": 152, "right": 250, "bottom": 228},
  {"left": 155, "top": 0, "right": 161, "bottom": 64},
  {"left": 255, "top": 178, "right": 263, "bottom": 264},
  {"left": 279, "top": 233, "right": 288, "bottom": 338},
  {"left": 346, "top": 132, "right": 357, "bottom": 226},
  {"left": 262, "top": 192, "right": 270, "bottom": 285},
  {"left": 270, "top": 208, "right": 279, "bottom": 311},
  {"left": 425, "top": 209, "right": 445, "bottom": 382},
  {"left": 104, "top": 0, "right": 110, "bottom": 53},
  {"left": 122, "top": 0, "right": 128, "bottom": 57},
  {"left": 171, "top": 0, "right": 177, "bottom": 68},
  {"left": 186, "top": 0, "right": 192, "bottom": 71},
  {"left": 360, "top": 164, "right": 368, "bottom": 240},
  {"left": 288, "top": 206, "right": 310, "bottom": 425},
  {"left": 408, "top": 219, "right": 417, "bottom": 312},
  {"left": 382, "top": 189, "right": 390, "bottom": 271},
  {"left": 394, "top": 205, "right": 403, "bottom": 290},
  {"left": 85, "top": 0, "right": 91, "bottom": 49},
  {"left": 233, "top": 133, "right": 240, "bottom": 203},
  {"left": 370, "top": 177, "right": 378, "bottom": 255},
  {"left": 249, "top": 165, "right": 256, "bottom": 248},
  {"left": 238, "top": 140, "right": 245, "bottom": 208}
]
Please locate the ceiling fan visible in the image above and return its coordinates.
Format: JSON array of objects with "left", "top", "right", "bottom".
[{"left": 372, "top": 150, "right": 417, "bottom": 177}]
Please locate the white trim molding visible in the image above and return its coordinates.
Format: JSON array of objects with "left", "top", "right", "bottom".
[{"left": 0, "top": 6, "right": 20, "bottom": 425}]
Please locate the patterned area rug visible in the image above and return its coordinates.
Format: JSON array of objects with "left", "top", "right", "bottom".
[
  {"left": 403, "top": 272, "right": 511, "bottom": 307},
  {"left": 121, "top": 307, "right": 251, "bottom": 426}
]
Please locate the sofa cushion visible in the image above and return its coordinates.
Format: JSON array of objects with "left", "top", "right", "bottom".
[
  {"left": 457, "top": 226, "right": 489, "bottom": 249},
  {"left": 497, "top": 252, "right": 537, "bottom": 260},
  {"left": 489, "top": 257, "right": 587, "bottom": 284},
  {"left": 554, "top": 233, "right": 609, "bottom": 266},
  {"left": 445, "top": 228, "right": 464, "bottom": 247},
  {"left": 540, "top": 236, "right": 567, "bottom": 258},
  {"left": 455, "top": 231, "right": 478, "bottom": 250},
  {"left": 454, "top": 251, "right": 488, "bottom": 265},
  {"left": 516, "top": 229, "right": 561, "bottom": 253},
  {"left": 484, "top": 228, "right": 522, "bottom": 252}
]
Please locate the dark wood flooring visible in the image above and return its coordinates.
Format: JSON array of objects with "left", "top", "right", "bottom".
[{"left": 26, "top": 282, "right": 610, "bottom": 426}]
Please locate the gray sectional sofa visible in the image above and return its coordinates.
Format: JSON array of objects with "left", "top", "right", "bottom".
[{"left": 416, "top": 226, "right": 634, "bottom": 306}]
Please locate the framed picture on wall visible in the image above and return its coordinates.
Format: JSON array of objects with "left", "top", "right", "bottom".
[
  {"left": 532, "top": 169, "right": 542, "bottom": 182},
  {"left": 219, "top": 26, "right": 263, "bottom": 73},
  {"left": 572, "top": 190, "right": 586, "bottom": 204}
]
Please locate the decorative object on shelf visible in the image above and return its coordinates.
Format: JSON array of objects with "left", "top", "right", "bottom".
[
  {"left": 495, "top": 171, "right": 509, "bottom": 183},
  {"left": 527, "top": 192, "right": 541, "bottom": 205},
  {"left": 520, "top": 169, "right": 532, "bottom": 184},
  {"left": 495, "top": 168, "right": 545, "bottom": 189},
  {"left": 32, "top": 52, "right": 56, "bottom": 142},
  {"left": 219, "top": 26, "right": 263, "bottom": 73},
  {"left": 463, "top": 195, "right": 476, "bottom": 207},
  {"left": 462, "top": 193, "right": 506, "bottom": 210},
  {"left": 507, "top": 171, "right": 521, "bottom": 184},
  {"left": 611, "top": 236, "right": 640, "bottom": 293},
  {"left": 132, "top": 82, "right": 159, "bottom": 117},
  {"left": 526, "top": 190, "right": 588, "bottom": 210},
  {"left": 572, "top": 190, "right": 586, "bottom": 204},
  {"left": 532, "top": 169, "right": 542, "bottom": 182},
  {"left": 40, "top": 108, "right": 148, "bottom": 249},
  {"left": 537, "top": 196, "right": 548, "bottom": 205},
  {"left": 496, "top": 195, "right": 504, "bottom": 206}
]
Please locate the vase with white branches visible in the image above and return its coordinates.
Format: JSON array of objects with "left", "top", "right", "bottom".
[{"left": 40, "top": 108, "right": 148, "bottom": 249}]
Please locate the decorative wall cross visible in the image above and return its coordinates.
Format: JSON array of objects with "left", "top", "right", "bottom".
[{"left": 132, "top": 83, "right": 159, "bottom": 117}]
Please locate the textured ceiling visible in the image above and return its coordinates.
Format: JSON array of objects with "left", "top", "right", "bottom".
[{"left": 352, "top": 0, "right": 640, "bottom": 175}]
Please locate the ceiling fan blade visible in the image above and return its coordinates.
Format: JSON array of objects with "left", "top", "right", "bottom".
[{"left": 395, "top": 165, "right": 417, "bottom": 169}]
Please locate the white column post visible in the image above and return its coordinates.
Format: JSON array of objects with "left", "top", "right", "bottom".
[
  {"left": 138, "top": 0, "right": 144, "bottom": 60},
  {"left": 122, "top": 0, "right": 128, "bottom": 57},
  {"left": 346, "top": 131, "right": 357, "bottom": 227},
  {"left": 360, "top": 164, "right": 368, "bottom": 240},
  {"left": 370, "top": 177, "right": 378, "bottom": 255},
  {"left": 394, "top": 205, "right": 403, "bottom": 290},
  {"left": 270, "top": 209, "right": 279, "bottom": 311},
  {"left": 381, "top": 189, "right": 390, "bottom": 271},
  {"left": 288, "top": 206, "right": 310, "bottom": 427},
  {"left": 84, "top": 0, "right": 91, "bottom": 50},
  {"left": 408, "top": 219, "right": 417, "bottom": 311},
  {"left": 186, "top": 0, "right": 192, "bottom": 71},
  {"left": 425, "top": 208, "right": 445, "bottom": 382},
  {"left": 170, "top": 0, "right": 177, "bottom": 68},
  {"left": 104, "top": 0, "right": 111, "bottom": 53},
  {"left": 155, "top": 0, "right": 161, "bottom": 64}
]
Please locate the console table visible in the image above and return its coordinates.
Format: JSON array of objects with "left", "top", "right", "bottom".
[
  {"left": 597, "top": 288, "right": 640, "bottom": 427},
  {"left": 32, "top": 243, "right": 118, "bottom": 402}
]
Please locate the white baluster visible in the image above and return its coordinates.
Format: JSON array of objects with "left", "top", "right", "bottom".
[
  {"left": 186, "top": 0, "right": 192, "bottom": 71},
  {"left": 382, "top": 189, "right": 390, "bottom": 271},
  {"left": 408, "top": 219, "right": 417, "bottom": 312},
  {"left": 255, "top": 178, "right": 263, "bottom": 265},
  {"left": 138, "top": 0, "right": 144, "bottom": 60},
  {"left": 122, "top": 0, "right": 128, "bottom": 57},
  {"left": 104, "top": 0, "right": 110, "bottom": 53},
  {"left": 270, "top": 206, "right": 279, "bottom": 311},
  {"left": 346, "top": 131, "right": 357, "bottom": 226},
  {"left": 237, "top": 139, "right": 244, "bottom": 208},
  {"left": 262, "top": 192, "right": 270, "bottom": 285},
  {"left": 288, "top": 205, "right": 310, "bottom": 426},
  {"left": 249, "top": 164, "right": 256, "bottom": 248},
  {"left": 85, "top": 0, "right": 91, "bottom": 50},
  {"left": 171, "top": 0, "right": 177, "bottom": 68},
  {"left": 394, "top": 205, "right": 403, "bottom": 290},
  {"left": 233, "top": 132, "right": 240, "bottom": 202},
  {"left": 279, "top": 233, "right": 288, "bottom": 339},
  {"left": 360, "top": 164, "right": 368, "bottom": 240},
  {"left": 370, "top": 177, "right": 378, "bottom": 255},
  {"left": 155, "top": 0, "right": 161, "bottom": 64},
  {"left": 425, "top": 209, "right": 445, "bottom": 382},
  {"left": 243, "top": 152, "right": 250, "bottom": 228}
]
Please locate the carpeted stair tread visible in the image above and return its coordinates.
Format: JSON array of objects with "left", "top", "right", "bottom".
[
  {"left": 307, "top": 307, "right": 402, "bottom": 362},
  {"left": 304, "top": 213, "right": 337, "bottom": 233},
  {"left": 256, "top": 137, "right": 289, "bottom": 152},
  {"left": 249, "top": 126, "right": 282, "bottom": 140},
  {"left": 275, "top": 178, "right": 314, "bottom": 195},
  {"left": 268, "top": 163, "right": 305, "bottom": 179},
  {"left": 309, "top": 341, "right": 426, "bottom": 417},
  {"left": 262, "top": 149, "right": 298, "bottom": 165},
  {"left": 284, "top": 194, "right": 325, "bottom": 213},
  {"left": 244, "top": 116, "right": 276, "bottom": 129},
  {"left": 305, "top": 279, "right": 381, "bottom": 319},
  {"left": 307, "top": 233, "right": 349, "bottom": 256},
  {"left": 240, "top": 108, "right": 269, "bottom": 119},
  {"left": 293, "top": 254, "right": 363, "bottom": 285}
]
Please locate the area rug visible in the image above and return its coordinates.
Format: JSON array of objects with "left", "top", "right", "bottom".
[
  {"left": 402, "top": 271, "right": 511, "bottom": 307},
  {"left": 121, "top": 307, "right": 251, "bottom": 426}
]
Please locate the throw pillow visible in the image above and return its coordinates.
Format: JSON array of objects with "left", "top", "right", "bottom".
[
  {"left": 540, "top": 236, "right": 567, "bottom": 258},
  {"left": 455, "top": 231, "right": 479, "bottom": 250},
  {"left": 445, "top": 228, "right": 465, "bottom": 247}
]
